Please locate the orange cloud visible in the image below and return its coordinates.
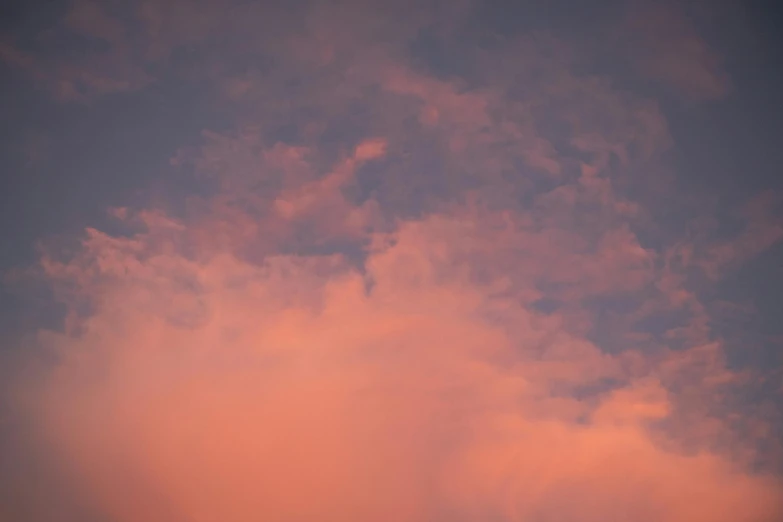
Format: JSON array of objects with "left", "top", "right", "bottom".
[
  {"left": 7, "top": 192, "right": 780, "bottom": 521},
  {"left": 2, "top": 2, "right": 782, "bottom": 521}
]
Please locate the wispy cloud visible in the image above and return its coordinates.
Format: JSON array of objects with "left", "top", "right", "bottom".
[{"left": 618, "top": 1, "right": 732, "bottom": 101}]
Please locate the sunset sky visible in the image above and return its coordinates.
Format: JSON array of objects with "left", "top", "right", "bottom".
[{"left": 1, "top": 1, "right": 783, "bottom": 521}]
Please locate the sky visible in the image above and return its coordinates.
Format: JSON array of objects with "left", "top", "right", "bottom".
[{"left": 1, "top": 0, "right": 783, "bottom": 521}]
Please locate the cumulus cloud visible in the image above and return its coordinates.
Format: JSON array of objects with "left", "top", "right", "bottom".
[
  {"left": 2, "top": 1, "right": 782, "bottom": 521},
  {"left": 11, "top": 199, "right": 782, "bottom": 522}
]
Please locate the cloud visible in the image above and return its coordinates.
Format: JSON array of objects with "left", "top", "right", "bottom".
[
  {"left": 2, "top": 1, "right": 782, "bottom": 521},
  {"left": 619, "top": 2, "right": 732, "bottom": 101},
  {"left": 700, "top": 192, "right": 783, "bottom": 279},
  {"left": 9, "top": 195, "right": 783, "bottom": 522},
  {"left": 0, "top": 23, "right": 151, "bottom": 102}
]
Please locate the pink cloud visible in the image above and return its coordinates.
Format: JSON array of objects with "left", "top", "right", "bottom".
[
  {"left": 3, "top": 2, "right": 782, "bottom": 521},
  {"left": 620, "top": 2, "right": 732, "bottom": 101},
  {"left": 12, "top": 198, "right": 782, "bottom": 521}
]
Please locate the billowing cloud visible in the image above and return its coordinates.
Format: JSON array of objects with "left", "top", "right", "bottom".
[
  {"left": 1, "top": 1, "right": 781, "bottom": 521},
  {"left": 11, "top": 196, "right": 783, "bottom": 522}
]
